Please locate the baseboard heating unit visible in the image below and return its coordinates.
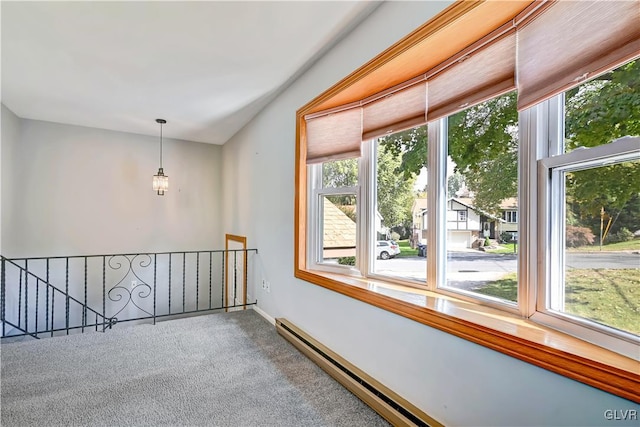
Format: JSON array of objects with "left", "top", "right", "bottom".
[{"left": 275, "top": 318, "right": 442, "bottom": 427}]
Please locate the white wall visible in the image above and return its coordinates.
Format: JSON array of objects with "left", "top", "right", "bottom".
[
  {"left": 222, "top": 1, "right": 638, "bottom": 425},
  {"left": 1, "top": 104, "right": 23, "bottom": 254},
  {"left": 1, "top": 104, "right": 23, "bottom": 322},
  {"left": 2, "top": 113, "right": 223, "bottom": 257}
]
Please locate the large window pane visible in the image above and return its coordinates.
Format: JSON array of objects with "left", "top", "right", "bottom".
[
  {"left": 443, "top": 92, "right": 519, "bottom": 303},
  {"left": 565, "top": 59, "right": 640, "bottom": 153},
  {"left": 372, "top": 126, "right": 427, "bottom": 283},
  {"left": 318, "top": 158, "right": 358, "bottom": 266},
  {"left": 556, "top": 161, "right": 640, "bottom": 335}
]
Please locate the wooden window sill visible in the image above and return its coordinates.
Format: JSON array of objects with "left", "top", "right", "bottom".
[{"left": 295, "top": 268, "right": 640, "bottom": 403}]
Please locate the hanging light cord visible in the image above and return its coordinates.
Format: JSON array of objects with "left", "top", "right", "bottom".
[{"left": 159, "top": 121, "right": 163, "bottom": 169}]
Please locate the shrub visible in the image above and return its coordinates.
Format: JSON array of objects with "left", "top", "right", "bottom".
[
  {"left": 500, "top": 232, "right": 517, "bottom": 243},
  {"left": 337, "top": 256, "right": 355, "bottom": 266},
  {"left": 391, "top": 226, "right": 411, "bottom": 240},
  {"left": 566, "top": 226, "right": 595, "bottom": 248},
  {"left": 484, "top": 236, "right": 491, "bottom": 247},
  {"left": 390, "top": 231, "right": 401, "bottom": 242},
  {"left": 607, "top": 227, "right": 634, "bottom": 244}
]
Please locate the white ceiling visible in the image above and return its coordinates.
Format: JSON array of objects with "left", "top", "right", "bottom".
[{"left": 1, "top": 1, "right": 380, "bottom": 145}]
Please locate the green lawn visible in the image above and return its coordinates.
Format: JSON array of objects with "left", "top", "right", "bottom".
[
  {"left": 475, "top": 269, "right": 639, "bottom": 334},
  {"left": 397, "top": 240, "right": 418, "bottom": 257},
  {"left": 487, "top": 239, "right": 640, "bottom": 254},
  {"left": 473, "top": 273, "right": 518, "bottom": 302},
  {"left": 486, "top": 243, "right": 518, "bottom": 254},
  {"left": 569, "top": 239, "right": 640, "bottom": 252}
]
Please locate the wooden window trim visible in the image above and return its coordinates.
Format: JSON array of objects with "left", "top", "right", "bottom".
[{"left": 294, "top": 0, "right": 639, "bottom": 402}]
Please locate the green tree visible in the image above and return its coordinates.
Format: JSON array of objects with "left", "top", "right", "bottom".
[
  {"left": 448, "top": 92, "right": 518, "bottom": 214},
  {"left": 378, "top": 60, "right": 639, "bottom": 221},
  {"left": 563, "top": 60, "right": 640, "bottom": 235},
  {"left": 447, "top": 171, "right": 464, "bottom": 196},
  {"left": 321, "top": 158, "right": 358, "bottom": 206},
  {"left": 377, "top": 144, "right": 416, "bottom": 228},
  {"left": 379, "top": 125, "right": 428, "bottom": 179},
  {"left": 567, "top": 165, "right": 640, "bottom": 242},
  {"left": 380, "top": 93, "right": 518, "bottom": 214},
  {"left": 322, "top": 158, "right": 358, "bottom": 189},
  {"left": 565, "top": 60, "right": 640, "bottom": 150}
]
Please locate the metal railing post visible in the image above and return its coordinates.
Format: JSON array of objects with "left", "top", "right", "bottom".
[
  {"left": 83, "top": 257, "right": 88, "bottom": 333},
  {"left": 196, "top": 253, "right": 200, "bottom": 311},
  {"left": 153, "top": 254, "right": 157, "bottom": 325},
  {"left": 102, "top": 256, "right": 106, "bottom": 332},
  {"left": 1, "top": 257, "right": 6, "bottom": 336},
  {"left": 168, "top": 254, "right": 172, "bottom": 315},
  {"left": 24, "top": 259, "right": 29, "bottom": 335},
  {"left": 65, "top": 258, "right": 69, "bottom": 335},
  {"left": 182, "top": 252, "right": 186, "bottom": 313},
  {"left": 221, "top": 251, "right": 225, "bottom": 309}
]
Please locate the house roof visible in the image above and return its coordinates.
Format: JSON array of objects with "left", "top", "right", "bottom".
[
  {"left": 323, "top": 199, "right": 356, "bottom": 249},
  {"left": 412, "top": 198, "right": 428, "bottom": 215},
  {"left": 453, "top": 197, "right": 475, "bottom": 209},
  {"left": 499, "top": 197, "right": 518, "bottom": 210},
  {"left": 413, "top": 196, "right": 518, "bottom": 215},
  {"left": 449, "top": 198, "right": 504, "bottom": 221}
]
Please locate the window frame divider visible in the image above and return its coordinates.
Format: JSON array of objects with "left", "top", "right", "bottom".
[
  {"left": 427, "top": 120, "right": 446, "bottom": 292},
  {"left": 361, "top": 141, "right": 375, "bottom": 276}
]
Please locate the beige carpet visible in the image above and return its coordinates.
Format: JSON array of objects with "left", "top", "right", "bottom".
[{"left": 1, "top": 310, "right": 389, "bottom": 426}]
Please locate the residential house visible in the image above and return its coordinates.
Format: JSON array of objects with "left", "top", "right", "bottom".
[
  {"left": 412, "top": 196, "right": 517, "bottom": 249},
  {"left": 499, "top": 197, "right": 519, "bottom": 240},
  {"left": 2, "top": 1, "right": 636, "bottom": 425},
  {"left": 446, "top": 197, "right": 486, "bottom": 248}
]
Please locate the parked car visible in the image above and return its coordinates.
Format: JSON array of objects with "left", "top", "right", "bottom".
[{"left": 376, "top": 240, "right": 400, "bottom": 260}]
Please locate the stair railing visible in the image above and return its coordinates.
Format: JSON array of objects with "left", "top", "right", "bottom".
[
  {"left": 1, "top": 248, "right": 258, "bottom": 340},
  {"left": 1, "top": 256, "right": 116, "bottom": 339}
]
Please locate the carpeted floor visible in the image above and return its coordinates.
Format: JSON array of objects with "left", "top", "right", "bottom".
[{"left": 1, "top": 310, "right": 389, "bottom": 426}]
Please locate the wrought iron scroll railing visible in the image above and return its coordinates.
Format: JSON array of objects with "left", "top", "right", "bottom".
[{"left": 1, "top": 249, "right": 258, "bottom": 340}]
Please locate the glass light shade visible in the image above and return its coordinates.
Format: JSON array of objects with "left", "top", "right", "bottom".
[{"left": 153, "top": 168, "right": 169, "bottom": 195}]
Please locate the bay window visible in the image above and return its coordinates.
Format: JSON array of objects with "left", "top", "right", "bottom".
[{"left": 296, "top": 0, "right": 640, "bottom": 402}]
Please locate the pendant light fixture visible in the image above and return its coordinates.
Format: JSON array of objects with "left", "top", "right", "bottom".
[{"left": 152, "top": 119, "right": 169, "bottom": 195}]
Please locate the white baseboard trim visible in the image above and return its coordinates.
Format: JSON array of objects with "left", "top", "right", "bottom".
[{"left": 252, "top": 305, "right": 275, "bottom": 325}]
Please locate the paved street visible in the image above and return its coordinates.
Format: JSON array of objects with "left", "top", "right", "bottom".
[
  {"left": 565, "top": 252, "right": 640, "bottom": 270},
  {"left": 373, "top": 250, "right": 639, "bottom": 286}
]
